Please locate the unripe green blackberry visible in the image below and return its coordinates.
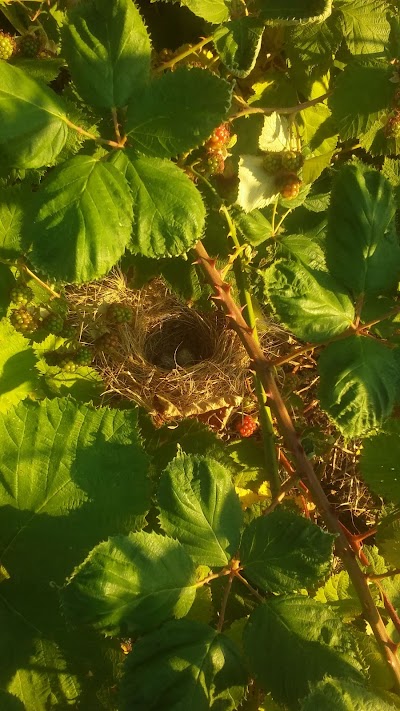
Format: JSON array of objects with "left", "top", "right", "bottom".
[
  {"left": 18, "top": 33, "right": 41, "bottom": 58},
  {"left": 262, "top": 151, "right": 283, "bottom": 174},
  {"left": 107, "top": 303, "right": 132, "bottom": 324},
  {"left": 207, "top": 150, "right": 225, "bottom": 175},
  {"left": 61, "top": 323, "right": 78, "bottom": 339},
  {"left": 0, "top": 33, "right": 16, "bottom": 60},
  {"left": 59, "top": 358, "right": 77, "bottom": 373},
  {"left": 43, "top": 312, "right": 64, "bottom": 334},
  {"left": 276, "top": 172, "right": 302, "bottom": 200},
  {"left": 10, "top": 308, "right": 38, "bottom": 334},
  {"left": 74, "top": 347, "right": 93, "bottom": 367},
  {"left": 281, "top": 150, "right": 304, "bottom": 172},
  {"left": 95, "top": 332, "right": 120, "bottom": 353},
  {"left": 10, "top": 284, "right": 33, "bottom": 306}
]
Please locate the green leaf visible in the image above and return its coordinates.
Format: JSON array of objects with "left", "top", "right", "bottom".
[
  {"left": 262, "top": 234, "right": 355, "bottom": 343},
  {"left": 382, "top": 158, "right": 400, "bottom": 206},
  {"left": 318, "top": 336, "right": 399, "bottom": 438},
  {"left": 326, "top": 165, "right": 400, "bottom": 297},
  {"left": 335, "top": 0, "right": 391, "bottom": 55},
  {"left": 329, "top": 59, "right": 394, "bottom": 141},
  {"left": 120, "top": 619, "right": 247, "bottom": 710},
  {"left": 376, "top": 510, "right": 400, "bottom": 568},
  {"left": 7, "top": 638, "right": 80, "bottom": 710},
  {"left": 360, "top": 420, "right": 400, "bottom": 504},
  {"left": 30, "top": 155, "right": 133, "bottom": 283},
  {"left": 62, "top": 531, "right": 198, "bottom": 636},
  {"left": 11, "top": 57, "right": 65, "bottom": 84},
  {"left": 301, "top": 676, "right": 398, "bottom": 711},
  {"left": 0, "top": 319, "right": 41, "bottom": 413},
  {"left": 213, "top": 18, "right": 264, "bottom": 78},
  {"left": 0, "top": 60, "right": 69, "bottom": 168},
  {"left": 234, "top": 208, "right": 273, "bottom": 245},
  {"left": 110, "top": 152, "right": 205, "bottom": 258},
  {"left": 61, "top": 0, "right": 151, "bottom": 108},
  {"left": 126, "top": 67, "right": 232, "bottom": 158},
  {"left": 181, "top": 0, "right": 230, "bottom": 23},
  {"left": 157, "top": 454, "right": 243, "bottom": 567},
  {"left": 299, "top": 102, "right": 338, "bottom": 158},
  {"left": 253, "top": 0, "right": 332, "bottom": 24},
  {"left": 244, "top": 596, "right": 363, "bottom": 708},
  {"left": 36, "top": 358, "right": 104, "bottom": 402},
  {"left": 0, "top": 185, "right": 31, "bottom": 258},
  {"left": 259, "top": 113, "right": 290, "bottom": 152},
  {"left": 240, "top": 510, "right": 334, "bottom": 593},
  {"left": 314, "top": 570, "right": 362, "bottom": 620}
]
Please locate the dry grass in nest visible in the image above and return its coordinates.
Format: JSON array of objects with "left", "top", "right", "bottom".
[{"left": 67, "top": 272, "right": 251, "bottom": 420}]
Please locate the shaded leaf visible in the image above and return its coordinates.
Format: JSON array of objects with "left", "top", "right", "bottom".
[
  {"left": 158, "top": 454, "right": 243, "bottom": 567},
  {"left": 326, "top": 165, "right": 400, "bottom": 297},
  {"left": 244, "top": 596, "right": 363, "bottom": 708},
  {"left": 253, "top": 0, "right": 332, "bottom": 24},
  {"left": 301, "top": 676, "right": 398, "bottom": 710},
  {"left": 30, "top": 155, "right": 133, "bottom": 283},
  {"left": 62, "top": 531, "right": 197, "bottom": 636},
  {"left": 62, "top": 0, "right": 151, "bottom": 108},
  {"left": 240, "top": 510, "right": 334, "bottom": 593},
  {"left": 376, "top": 510, "right": 400, "bottom": 568},
  {"left": 318, "top": 336, "right": 399, "bottom": 438},
  {"left": 120, "top": 619, "right": 247, "bottom": 710},
  {"left": 213, "top": 18, "right": 264, "bottom": 78},
  {"left": 262, "top": 234, "right": 354, "bottom": 343},
  {"left": 0, "top": 185, "right": 32, "bottom": 258},
  {"left": 361, "top": 420, "right": 400, "bottom": 504}
]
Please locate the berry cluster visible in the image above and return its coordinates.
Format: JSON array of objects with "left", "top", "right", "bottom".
[
  {"left": 0, "top": 32, "right": 16, "bottom": 60},
  {"left": 235, "top": 414, "right": 258, "bottom": 438},
  {"left": 107, "top": 303, "right": 133, "bottom": 324},
  {"left": 10, "top": 284, "right": 33, "bottom": 306},
  {"left": 10, "top": 308, "right": 38, "bottom": 334},
  {"left": 95, "top": 331, "right": 120, "bottom": 354},
  {"left": 262, "top": 149, "right": 304, "bottom": 200},
  {"left": 204, "top": 123, "right": 231, "bottom": 176},
  {"left": 47, "top": 346, "right": 93, "bottom": 372}
]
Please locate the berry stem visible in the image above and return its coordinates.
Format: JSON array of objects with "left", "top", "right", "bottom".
[
  {"left": 154, "top": 35, "right": 214, "bottom": 73},
  {"left": 220, "top": 205, "right": 280, "bottom": 496},
  {"left": 194, "top": 239, "right": 400, "bottom": 692},
  {"left": 20, "top": 263, "right": 61, "bottom": 299},
  {"left": 230, "top": 92, "right": 332, "bottom": 121}
]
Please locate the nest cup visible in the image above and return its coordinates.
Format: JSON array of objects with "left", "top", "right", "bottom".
[{"left": 67, "top": 273, "right": 251, "bottom": 420}]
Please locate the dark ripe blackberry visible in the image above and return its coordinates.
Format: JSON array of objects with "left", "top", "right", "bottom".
[
  {"left": 107, "top": 303, "right": 132, "bottom": 324},
  {"left": 281, "top": 150, "right": 304, "bottom": 172},
  {"left": 9, "top": 308, "right": 38, "bottom": 334},
  {"left": 59, "top": 358, "right": 77, "bottom": 373},
  {"left": 74, "top": 347, "right": 93, "bottom": 367},
  {"left": 0, "top": 33, "right": 16, "bottom": 60},
  {"left": 43, "top": 312, "right": 64, "bottom": 334},
  {"left": 262, "top": 151, "right": 283, "bottom": 174},
  {"left": 95, "top": 332, "right": 120, "bottom": 354},
  {"left": 10, "top": 284, "right": 34, "bottom": 306},
  {"left": 18, "top": 33, "right": 41, "bottom": 58}
]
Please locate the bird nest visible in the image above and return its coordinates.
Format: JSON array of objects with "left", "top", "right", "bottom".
[{"left": 66, "top": 272, "right": 251, "bottom": 420}]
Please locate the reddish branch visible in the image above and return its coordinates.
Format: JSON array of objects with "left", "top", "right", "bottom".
[{"left": 194, "top": 240, "right": 400, "bottom": 692}]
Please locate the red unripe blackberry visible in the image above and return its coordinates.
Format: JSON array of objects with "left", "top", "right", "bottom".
[
  {"left": 107, "top": 303, "right": 132, "bottom": 324},
  {"left": 236, "top": 415, "right": 258, "bottom": 438},
  {"left": 206, "top": 123, "right": 230, "bottom": 150},
  {"left": 384, "top": 111, "right": 400, "bottom": 138},
  {"left": 74, "top": 347, "right": 93, "bottom": 367},
  {"left": 276, "top": 172, "right": 302, "bottom": 200},
  {"left": 18, "top": 33, "right": 41, "bottom": 58},
  {"left": 262, "top": 151, "right": 283, "bottom": 174},
  {"left": 281, "top": 150, "right": 304, "bottom": 172},
  {"left": 10, "top": 308, "right": 38, "bottom": 334},
  {"left": 43, "top": 312, "right": 64, "bottom": 334},
  {"left": 10, "top": 284, "right": 33, "bottom": 306},
  {"left": 0, "top": 33, "right": 16, "bottom": 60},
  {"left": 95, "top": 332, "right": 120, "bottom": 353}
]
